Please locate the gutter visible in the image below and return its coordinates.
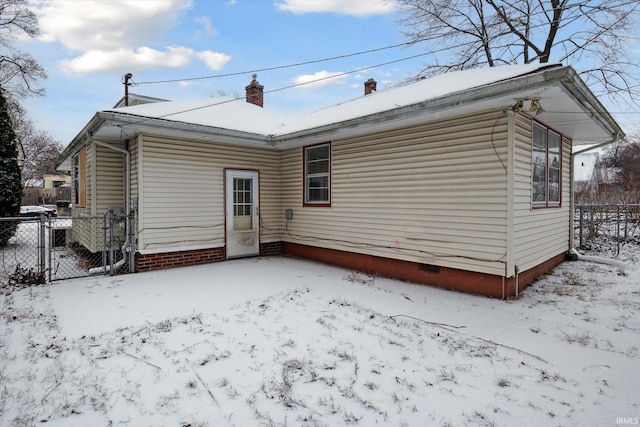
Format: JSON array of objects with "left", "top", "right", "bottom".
[
  {"left": 275, "top": 66, "right": 569, "bottom": 146},
  {"left": 94, "top": 66, "right": 573, "bottom": 150},
  {"left": 55, "top": 113, "right": 106, "bottom": 171},
  {"left": 97, "top": 111, "right": 273, "bottom": 148},
  {"left": 560, "top": 67, "right": 624, "bottom": 140},
  {"left": 572, "top": 135, "right": 624, "bottom": 156}
]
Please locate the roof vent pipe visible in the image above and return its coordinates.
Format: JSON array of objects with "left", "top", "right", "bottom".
[{"left": 123, "top": 73, "right": 133, "bottom": 107}]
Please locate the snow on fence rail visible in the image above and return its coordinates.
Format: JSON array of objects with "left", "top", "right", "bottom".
[{"left": 575, "top": 204, "right": 640, "bottom": 256}]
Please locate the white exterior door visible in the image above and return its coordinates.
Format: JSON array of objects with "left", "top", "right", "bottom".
[{"left": 226, "top": 170, "right": 259, "bottom": 259}]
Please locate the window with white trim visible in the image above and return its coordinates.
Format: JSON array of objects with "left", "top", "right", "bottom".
[
  {"left": 532, "top": 122, "right": 561, "bottom": 207},
  {"left": 304, "top": 143, "right": 330, "bottom": 205}
]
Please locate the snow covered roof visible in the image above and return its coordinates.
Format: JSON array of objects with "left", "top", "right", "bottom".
[
  {"left": 108, "top": 96, "right": 288, "bottom": 136},
  {"left": 23, "top": 178, "right": 44, "bottom": 188},
  {"left": 105, "top": 63, "right": 556, "bottom": 138},
  {"left": 57, "top": 63, "right": 624, "bottom": 170}
]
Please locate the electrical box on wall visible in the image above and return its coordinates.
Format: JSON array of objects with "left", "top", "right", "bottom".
[{"left": 285, "top": 209, "right": 293, "bottom": 220}]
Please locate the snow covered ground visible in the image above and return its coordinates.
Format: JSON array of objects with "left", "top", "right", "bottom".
[{"left": 1, "top": 242, "right": 638, "bottom": 426}]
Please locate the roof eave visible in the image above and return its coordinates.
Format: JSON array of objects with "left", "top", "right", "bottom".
[
  {"left": 273, "top": 65, "right": 624, "bottom": 147},
  {"left": 55, "top": 113, "right": 105, "bottom": 172},
  {"left": 558, "top": 67, "right": 625, "bottom": 141},
  {"left": 96, "top": 111, "right": 273, "bottom": 147}
]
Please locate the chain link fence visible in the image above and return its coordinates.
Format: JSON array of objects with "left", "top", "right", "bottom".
[
  {"left": 1, "top": 211, "right": 135, "bottom": 286},
  {"left": 575, "top": 204, "right": 640, "bottom": 256}
]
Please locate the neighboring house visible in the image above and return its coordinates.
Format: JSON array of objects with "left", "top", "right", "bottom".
[
  {"left": 599, "top": 166, "right": 625, "bottom": 196},
  {"left": 56, "top": 64, "right": 623, "bottom": 298},
  {"left": 573, "top": 152, "right": 602, "bottom": 201},
  {"left": 573, "top": 152, "right": 627, "bottom": 202},
  {"left": 22, "top": 173, "right": 72, "bottom": 206},
  {"left": 112, "top": 93, "right": 169, "bottom": 109}
]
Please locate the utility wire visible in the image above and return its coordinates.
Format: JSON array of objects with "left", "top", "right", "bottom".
[
  {"left": 131, "top": 0, "right": 638, "bottom": 87},
  {"left": 134, "top": 40, "right": 418, "bottom": 85},
  {"left": 115, "top": 50, "right": 436, "bottom": 129}
]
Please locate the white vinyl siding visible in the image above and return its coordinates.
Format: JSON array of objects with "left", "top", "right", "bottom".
[
  {"left": 281, "top": 111, "right": 510, "bottom": 276},
  {"left": 137, "top": 135, "right": 280, "bottom": 253},
  {"left": 72, "top": 142, "right": 125, "bottom": 252},
  {"left": 513, "top": 115, "right": 571, "bottom": 271},
  {"left": 94, "top": 144, "right": 125, "bottom": 216}
]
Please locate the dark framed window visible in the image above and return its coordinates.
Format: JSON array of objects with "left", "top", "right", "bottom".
[
  {"left": 532, "top": 122, "right": 561, "bottom": 207},
  {"left": 304, "top": 142, "right": 331, "bottom": 206}
]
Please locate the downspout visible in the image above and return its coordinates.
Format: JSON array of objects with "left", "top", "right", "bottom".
[
  {"left": 505, "top": 111, "right": 516, "bottom": 299},
  {"left": 88, "top": 134, "right": 133, "bottom": 273}
]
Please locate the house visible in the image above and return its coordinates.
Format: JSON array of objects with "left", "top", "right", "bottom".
[
  {"left": 22, "top": 173, "right": 72, "bottom": 206},
  {"left": 56, "top": 64, "right": 623, "bottom": 298},
  {"left": 573, "top": 152, "right": 602, "bottom": 202}
]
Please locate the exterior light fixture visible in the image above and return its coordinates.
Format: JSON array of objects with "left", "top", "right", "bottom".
[{"left": 529, "top": 99, "right": 543, "bottom": 114}]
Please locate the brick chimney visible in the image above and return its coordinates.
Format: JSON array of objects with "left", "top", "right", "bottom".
[
  {"left": 364, "top": 78, "right": 377, "bottom": 95},
  {"left": 245, "top": 73, "right": 264, "bottom": 107}
]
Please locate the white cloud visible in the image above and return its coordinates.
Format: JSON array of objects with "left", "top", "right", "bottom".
[
  {"left": 193, "top": 16, "right": 218, "bottom": 39},
  {"left": 275, "top": 0, "right": 397, "bottom": 16},
  {"left": 60, "top": 46, "right": 194, "bottom": 74},
  {"left": 30, "top": 0, "right": 232, "bottom": 74},
  {"left": 196, "top": 50, "right": 231, "bottom": 70},
  {"left": 292, "top": 71, "right": 348, "bottom": 89},
  {"left": 34, "top": 0, "right": 191, "bottom": 51}
]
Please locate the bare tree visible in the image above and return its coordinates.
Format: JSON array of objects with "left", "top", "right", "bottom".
[
  {"left": 601, "top": 135, "right": 640, "bottom": 199},
  {"left": 0, "top": 0, "right": 46, "bottom": 98},
  {"left": 8, "top": 97, "right": 62, "bottom": 186},
  {"left": 397, "top": 0, "right": 639, "bottom": 105}
]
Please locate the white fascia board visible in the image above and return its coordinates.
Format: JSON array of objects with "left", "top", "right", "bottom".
[
  {"left": 97, "top": 111, "right": 275, "bottom": 148},
  {"left": 56, "top": 113, "right": 106, "bottom": 171},
  {"left": 274, "top": 67, "right": 562, "bottom": 148},
  {"left": 558, "top": 68, "right": 625, "bottom": 140}
]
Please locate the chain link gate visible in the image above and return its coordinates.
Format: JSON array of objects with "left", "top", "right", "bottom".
[{"left": 1, "top": 210, "right": 135, "bottom": 286}]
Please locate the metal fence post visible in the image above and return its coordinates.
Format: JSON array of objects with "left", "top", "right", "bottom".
[
  {"left": 128, "top": 211, "right": 135, "bottom": 273},
  {"left": 579, "top": 205, "right": 584, "bottom": 248},
  {"left": 48, "top": 216, "right": 52, "bottom": 282},
  {"left": 616, "top": 205, "right": 621, "bottom": 256},
  {"left": 38, "top": 214, "right": 46, "bottom": 276},
  {"left": 624, "top": 205, "right": 629, "bottom": 240},
  {"left": 102, "top": 214, "right": 108, "bottom": 273},
  {"left": 109, "top": 210, "right": 115, "bottom": 276}
]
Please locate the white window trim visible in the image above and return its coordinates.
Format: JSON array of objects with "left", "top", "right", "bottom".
[{"left": 304, "top": 142, "right": 331, "bottom": 206}]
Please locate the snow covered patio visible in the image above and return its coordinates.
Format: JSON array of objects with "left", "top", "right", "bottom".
[{"left": 1, "top": 254, "right": 639, "bottom": 426}]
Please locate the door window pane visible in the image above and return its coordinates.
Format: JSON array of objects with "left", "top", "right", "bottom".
[{"left": 233, "top": 178, "right": 252, "bottom": 230}]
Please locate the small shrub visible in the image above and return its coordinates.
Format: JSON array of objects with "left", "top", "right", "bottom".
[{"left": 6, "top": 264, "right": 46, "bottom": 288}]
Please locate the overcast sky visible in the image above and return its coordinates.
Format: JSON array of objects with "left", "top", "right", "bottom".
[{"left": 18, "top": 0, "right": 639, "bottom": 146}]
